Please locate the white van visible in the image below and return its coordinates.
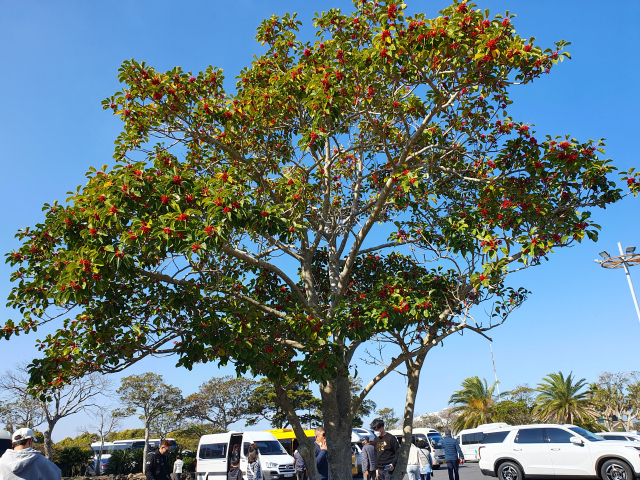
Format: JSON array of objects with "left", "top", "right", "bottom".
[
  {"left": 456, "top": 423, "right": 509, "bottom": 461},
  {"left": 387, "top": 428, "right": 446, "bottom": 469},
  {"left": 197, "top": 431, "right": 295, "bottom": 480}
]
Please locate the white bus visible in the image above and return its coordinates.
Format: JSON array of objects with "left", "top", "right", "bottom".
[
  {"left": 455, "top": 423, "right": 509, "bottom": 461},
  {"left": 89, "top": 438, "right": 177, "bottom": 474}
]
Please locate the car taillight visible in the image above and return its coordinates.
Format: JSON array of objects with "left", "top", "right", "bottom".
[{"left": 478, "top": 446, "right": 485, "bottom": 459}]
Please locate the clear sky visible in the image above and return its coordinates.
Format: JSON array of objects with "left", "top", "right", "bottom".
[{"left": 1, "top": 0, "right": 639, "bottom": 441}]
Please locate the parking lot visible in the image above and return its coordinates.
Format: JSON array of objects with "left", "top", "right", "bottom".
[{"left": 393, "top": 462, "right": 485, "bottom": 480}]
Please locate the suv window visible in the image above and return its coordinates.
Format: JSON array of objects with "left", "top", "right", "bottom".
[
  {"left": 515, "top": 428, "right": 544, "bottom": 444},
  {"left": 482, "top": 432, "right": 509, "bottom": 444},
  {"left": 199, "top": 443, "right": 227, "bottom": 459},
  {"left": 545, "top": 428, "right": 574, "bottom": 443}
]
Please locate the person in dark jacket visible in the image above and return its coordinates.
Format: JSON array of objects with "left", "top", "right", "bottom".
[
  {"left": 145, "top": 440, "right": 172, "bottom": 480},
  {"left": 314, "top": 427, "right": 329, "bottom": 480},
  {"left": 441, "top": 429, "right": 464, "bottom": 480},
  {"left": 360, "top": 437, "right": 376, "bottom": 480},
  {"left": 294, "top": 448, "right": 307, "bottom": 480},
  {"left": 370, "top": 418, "right": 399, "bottom": 480},
  {"left": 228, "top": 454, "right": 243, "bottom": 480}
]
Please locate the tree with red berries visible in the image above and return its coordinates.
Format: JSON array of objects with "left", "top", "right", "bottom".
[{"left": 4, "top": 1, "right": 637, "bottom": 480}]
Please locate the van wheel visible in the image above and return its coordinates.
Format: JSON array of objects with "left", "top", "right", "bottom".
[
  {"left": 497, "top": 461, "right": 523, "bottom": 480},
  {"left": 601, "top": 459, "right": 632, "bottom": 480}
]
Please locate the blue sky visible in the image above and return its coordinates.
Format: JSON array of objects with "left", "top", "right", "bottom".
[{"left": 1, "top": 0, "right": 639, "bottom": 440}]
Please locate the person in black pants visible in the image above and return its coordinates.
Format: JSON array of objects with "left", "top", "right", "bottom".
[
  {"left": 441, "top": 429, "right": 464, "bottom": 480},
  {"left": 370, "top": 418, "right": 399, "bottom": 480}
]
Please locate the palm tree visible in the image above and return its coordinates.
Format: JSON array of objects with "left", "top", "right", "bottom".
[
  {"left": 449, "top": 376, "right": 500, "bottom": 430},
  {"left": 533, "top": 372, "right": 596, "bottom": 424}
]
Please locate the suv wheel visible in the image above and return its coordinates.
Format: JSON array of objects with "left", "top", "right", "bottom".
[
  {"left": 601, "top": 459, "right": 632, "bottom": 480},
  {"left": 498, "top": 461, "right": 523, "bottom": 480}
]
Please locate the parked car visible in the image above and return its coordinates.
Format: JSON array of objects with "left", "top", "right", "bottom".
[
  {"left": 197, "top": 431, "right": 295, "bottom": 480},
  {"left": 598, "top": 431, "right": 640, "bottom": 442},
  {"left": 0, "top": 430, "right": 11, "bottom": 458},
  {"left": 478, "top": 424, "right": 640, "bottom": 480}
]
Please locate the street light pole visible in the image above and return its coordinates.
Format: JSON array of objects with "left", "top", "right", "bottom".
[
  {"left": 595, "top": 244, "right": 640, "bottom": 324},
  {"left": 617, "top": 242, "right": 640, "bottom": 323}
]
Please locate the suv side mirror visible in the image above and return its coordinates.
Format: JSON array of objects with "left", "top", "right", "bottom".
[{"left": 569, "top": 436, "right": 583, "bottom": 446}]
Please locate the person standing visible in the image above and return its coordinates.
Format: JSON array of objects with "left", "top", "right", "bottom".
[
  {"left": 369, "top": 418, "right": 399, "bottom": 480},
  {"left": 314, "top": 427, "right": 329, "bottom": 480},
  {"left": 415, "top": 440, "right": 433, "bottom": 480},
  {"left": 294, "top": 448, "right": 307, "bottom": 480},
  {"left": 228, "top": 453, "right": 243, "bottom": 480},
  {"left": 247, "top": 443, "right": 264, "bottom": 480},
  {"left": 0, "top": 428, "right": 61, "bottom": 480},
  {"left": 360, "top": 437, "right": 376, "bottom": 480},
  {"left": 173, "top": 453, "right": 184, "bottom": 480},
  {"left": 442, "top": 429, "right": 464, "bottom": 480},
  {"left": 145, "top": 440, "right": 173, "bottom": 480}
]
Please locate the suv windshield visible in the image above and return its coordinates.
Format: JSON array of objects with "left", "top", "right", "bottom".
[
  {"left": 428, "top": 434, "right": 444, "bottom": 448},
  {"left": 568, "top": 427, "right": 604, "bottom": 442}
]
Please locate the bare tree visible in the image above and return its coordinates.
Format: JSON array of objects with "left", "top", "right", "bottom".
[
  {"left": 84, "top": 405, "right": 122, "bottom": 476},
  {"left": 0, "top": 364, "right": 111, "bottom": 459},
  {"left": 0, "top": 397, "right": 45, "bottom": 432}
]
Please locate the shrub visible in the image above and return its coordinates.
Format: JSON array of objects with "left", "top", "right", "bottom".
[
  {"left": 53, "top": 447, "right": 93, "bottom": 477},
  {"left": 104, "top": 448, "right": 144, "bottom": 475}
]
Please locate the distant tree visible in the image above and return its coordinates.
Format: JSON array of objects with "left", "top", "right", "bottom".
[
  {"left": 0, "top": 365, "right": 110, "bottom": 459},
  {"left": 375, "top": 408, "right": 399, "bottom": 430},
  {"left": 246, "top": 378, "right": 321, "bottom": 429},
  {"left": 449, "top": 376, "right": 499, "bottom": 430},
  {"left": 492, "top": 400, "right": 535, "bottom": 425},
  {"left": 183, "top": 376, "right": 256, "bottom": 431},
  {"left": 150, "top": 411, "right": 183, "bottom": 440},
  {"left": 507, "top": 384, "right": 535, "bottom": 406},
  {"left": 414, "top": 413, "right": 445, "bottom": 430},
  {"left": 533, "top": 372, "right": 595, "bottom": 424},
  {"left": 171, "top": 422, "right": 221, "bottom": 452},
  {"left": 85, "top": 405, "right": 122, "bottom": 476},
  {"left": 350, "top": 377, "right": 377, "bottom": 429},
  {"left": 589, "top": 372, "right": 635, "bottom": 431},
  {"left": 116, "top": 373, "right": 182, "bottom": 474}
]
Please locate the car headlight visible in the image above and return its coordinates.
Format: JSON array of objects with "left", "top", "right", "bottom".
[
  {"left": 265, "top": 462, "right": 278, "bottom": 469},
  {"left": 625, "top": 446, "right": 640, "bottom": 451}
]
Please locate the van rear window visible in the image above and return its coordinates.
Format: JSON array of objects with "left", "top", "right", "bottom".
[
  {"left": 462, "top": 433, "right": 482, "bottom": 445},
  {"left": 0, "top": 439, "right": 11, "bottom": 458},
  {"left": 199, "top": 443, "right": 227, "bottom": 459},
  {"left": 481, "top": 432, "right": 509, "bottom": 444}
]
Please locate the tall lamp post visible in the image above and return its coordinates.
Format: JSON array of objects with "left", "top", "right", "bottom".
[{"left": 594, "top": 243, "right": 640, "bottom": 323}]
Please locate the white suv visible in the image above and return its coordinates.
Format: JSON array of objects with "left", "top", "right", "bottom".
[{"left": 478, "top": 424, "right": 640, "bottom": 480}]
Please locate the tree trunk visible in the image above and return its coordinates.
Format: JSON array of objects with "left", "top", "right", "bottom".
[
  {"left": 96, "top": 436, "right": 104, "bottom": 476},
  {"left": 43, "top": 421, "right": 55, "bottom": 459},
  {"left": 392, "top": 352, "right": 427, "bottom": 480},
  {"left": 274, "top": 383, "right": 320, "bottom": 480},
  {"left": 319, "top": 373, "right": 355, "bottom": 480},
  {"left": 143, "top": 418, "right": 150, "bottom": 475}
]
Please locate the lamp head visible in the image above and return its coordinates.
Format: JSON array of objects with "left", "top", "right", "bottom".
[
  {"left": 626, "top": 246, "right": 636, "bottom": 254},
  {"left": 599, "top": 251, "right": 610, "bottom": 259}
]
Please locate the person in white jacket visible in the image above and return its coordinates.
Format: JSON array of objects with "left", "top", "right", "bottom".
[
  {"left": 406, "top": 440, "right": 432, "bottom": 480},
  {"left": 0, "top": 428, "right": 61, "bottom": 480}
]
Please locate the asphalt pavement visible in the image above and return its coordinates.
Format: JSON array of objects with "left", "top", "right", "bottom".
[
  {"left": 424, "top": 463, "right": 483, "bottom": 480},
  {"left": 362, "top": 462, "right": 484, "bottom": 480}
]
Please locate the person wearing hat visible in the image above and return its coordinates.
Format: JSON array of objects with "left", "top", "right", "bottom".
[{"left": 0, "top": 427, "right": 61, "bottom": 480}]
